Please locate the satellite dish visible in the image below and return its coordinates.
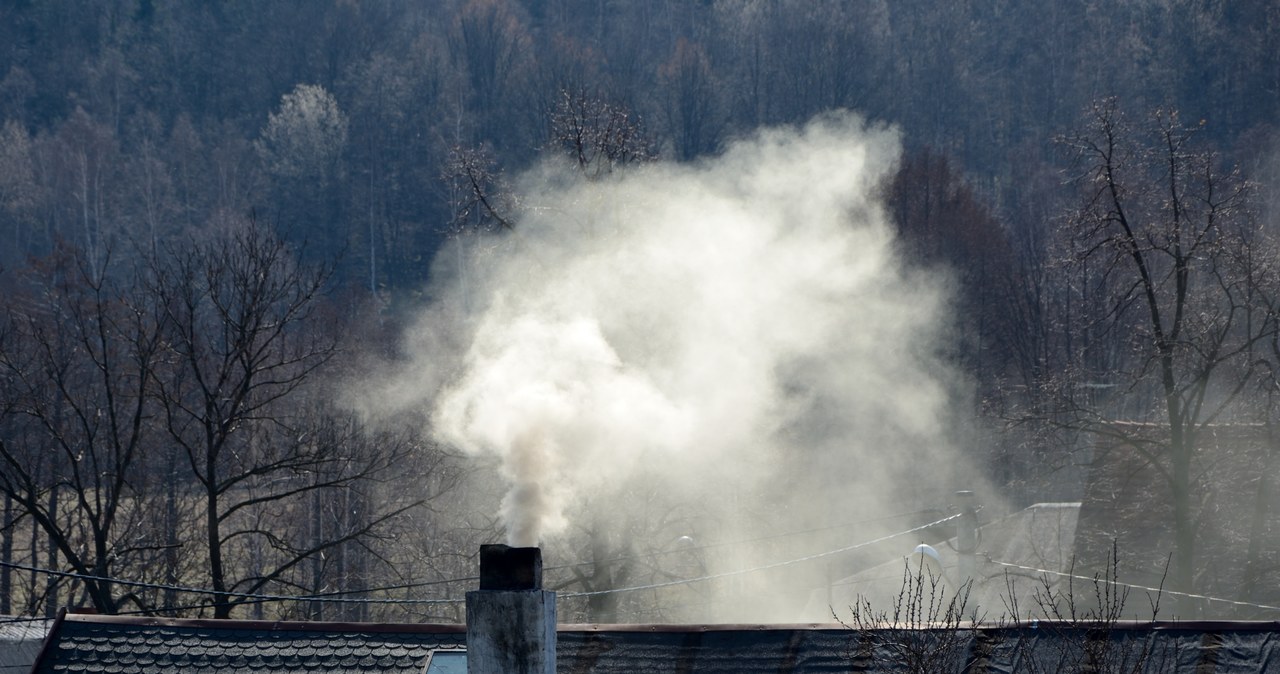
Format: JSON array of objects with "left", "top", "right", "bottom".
[
  {"left": 913, "top": 544, "right": 941, "bottom": 562},
  {"left": 909, "top": 543, "right": 949, "bottom": 586}
]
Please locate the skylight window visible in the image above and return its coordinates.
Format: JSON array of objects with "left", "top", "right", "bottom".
[{"left": 422, "top": 649, "right": 466, "bottom": 674}]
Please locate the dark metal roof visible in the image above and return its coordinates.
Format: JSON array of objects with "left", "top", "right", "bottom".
[
  {"left": 0, "top": 617, "right": 49, "bottom": 673},
  {"left": 28, "top": 612, "right": 1280, "bottom": 673}
]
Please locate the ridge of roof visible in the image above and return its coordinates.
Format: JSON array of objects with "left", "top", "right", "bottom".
[{"left": 57, "top": 611, "right": 467, "bottom": 634}]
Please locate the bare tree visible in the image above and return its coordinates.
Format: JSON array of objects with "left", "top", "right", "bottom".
[
  {"left": 548, "top": 87, "right": 654, "bottom": 180},
  {"left": 147, "top": 223, "right": 413, "bottom": 618},
  {"left": 0, "top": 247, "right": 168, "bottom": 614},
  {"left": 1000, "top": 545, "right": 1174, "bottom": 674},
  {"left": 840, "top": 559, "right": 977, "bottom": 673},
  {"left": 655, "top": 38, "right": 723, "bottom": 160},
  {"left": 441, "top": 87, "right": 653, "bottom": 240},
  {"left": 1240, "top": 262, "right": 1280, "bottom": 605},
  {"left": 240, "top": 401, "right": 427, "bottom": 623},
  {"left": 442, "top": 143, "right": 515, "bottom": 234},
  {"left": 451, "top": 0, "right": 531, "bottom": 114},
  {"left": 1050, "top": 99, "right": 1274, "bottom": 611},
  {"left": 0, "top": 120, "right": 39, "bottom": 268}
]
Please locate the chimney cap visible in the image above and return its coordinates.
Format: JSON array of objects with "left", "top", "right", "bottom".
[{"left": 479, "top": 544, "right": 543, "bottom": 591}]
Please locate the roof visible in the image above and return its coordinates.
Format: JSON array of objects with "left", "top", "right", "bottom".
[
  {"left": 30, "top": 613, "right": 465, "bottom": 674},
  {"left": 0, "top": 616, "right": 49, "bottom": 673},
  {"left": 28, "top": 612, "right": 1280, "bottom": 673}
]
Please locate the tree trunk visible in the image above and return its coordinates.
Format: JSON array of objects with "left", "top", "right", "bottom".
[
  {"left": 27, "top": 505, "right": 38, "bottom": 615},
  {"left": 310, "top": 482, "right": 324, "bottom": 621},
  {"left": 1241, "top": 433, "right": 1278, "bottom": 608},
  {"left": 1170, "top": 453, "right": 1196, "bottom": 615},
  {"left": 164, "top": 449, "right": 179, "bottom": 610},
  {"left": 208, "top": 482, "right": 229, "bottom": 619},
  {"left": 1, "top": 493, "right": 11, "bottom": 615},
  {"left": 1168, "top": 415, "right": 1197, "bottom": 617},
  {"left": 43, "top": 484, "right": 57, "bottom": 619}
]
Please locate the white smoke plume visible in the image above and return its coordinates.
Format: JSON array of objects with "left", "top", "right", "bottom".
[{"left": 361, "top": 111, "right": 977, "bottom": 619}]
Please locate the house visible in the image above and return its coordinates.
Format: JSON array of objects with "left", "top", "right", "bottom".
[
  {"left": 813, "top": 501, "right": 1082, "bottom": 622},
  {"left": 822, "top": 417, "right": 1280, "bottom": 625},
  {"left": 26, "top": 544, "right": 1280, "bottom": 673}
]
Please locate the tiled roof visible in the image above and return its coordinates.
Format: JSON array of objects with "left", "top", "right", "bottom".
[{"left": 33, "top": 614, "right": 465, "bottom": 674}]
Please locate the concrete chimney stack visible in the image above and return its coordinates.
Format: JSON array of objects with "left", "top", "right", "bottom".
[{"left": 466, "top": 545, "right": 557, "bottom": 674}]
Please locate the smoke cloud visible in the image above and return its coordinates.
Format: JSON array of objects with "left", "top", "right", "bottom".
[{"left": 361, "top": 111, "right": 978, "bottom": 620}]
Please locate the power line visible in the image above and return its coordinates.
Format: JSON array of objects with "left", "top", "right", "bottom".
[
  {"left": 545, "top": 508, "right": 949, "bottom": 572},
  {"left": 0, "top": 614, "right": 51, "bottom": 626},
  {"left": 271, "top": 574, "right": 480, "bottom": 598},
  {"left": 0, "top": 516, "right": 963, "bottom": 611},
  {"left": 0, "top": 560, "right": 466, "bottom": 606},
  {"left": 7, "top": 549, "right": 1273, "bottom": 615},
  {"left": 987, "top": 558, "right": 1280, "bottom": 615},
  {"left": 563, "top": 513, "right": 963, "bottom": 599}
]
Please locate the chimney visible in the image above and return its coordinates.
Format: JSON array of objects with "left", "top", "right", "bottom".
[{"left": 466, "top": 545, "right": 557, "bottom": 674}]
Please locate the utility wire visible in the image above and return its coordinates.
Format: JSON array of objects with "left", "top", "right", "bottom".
[
  {"left": 267, "top": 574, "right": 479, "bottom": 598},
  {"left": 0, "top": 614, "right": 52, "bottom": 625},
  {"left": 0, "top": 516, "right": 963, "bottom": 610},
  {"left": 3, "top": 543, "right": 1276, "bottom": 619},
  {"left": 545, "top": 508, "right": 948, "bottom": 572},
  {"left": 563, "top": 513, "right": 963, "bottom": 599},
  {"left": 987, "top": 558, "right": 1280, "bottom": 615},
  {"left": 0, "top": 560, "right": 465, "bottom": 606}
]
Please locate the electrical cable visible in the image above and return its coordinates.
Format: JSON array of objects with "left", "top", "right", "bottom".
[
  {"left": 544, "top": 508, "right": 949, "bottom": 571},
  {"left": 0, "top": 560, "right": 466, "bottom": 606},
  {"left": 0, "top": 516, "right": 963, "bottom": 611},
  {"left": 2, "top": 540, "right": 1275, "bottom": 619},
  {"left": 0, "top": 614, "right": 51, "bottom": 625},
  {"left": 563, "top": 513, "right": 962, "bottom": 598},
  {"left": 986, "top": 558, "right": 1280, "bottom": 615}
]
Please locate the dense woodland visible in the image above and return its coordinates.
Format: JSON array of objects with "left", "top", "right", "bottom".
[{"left": 1, "top": 0, "right": 1279, "bottom": 622}]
